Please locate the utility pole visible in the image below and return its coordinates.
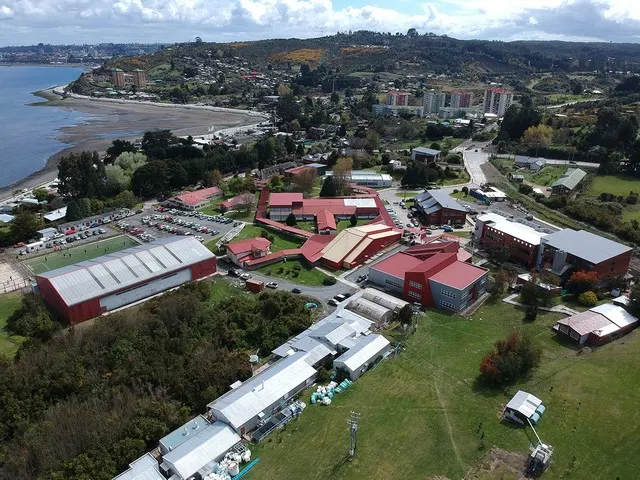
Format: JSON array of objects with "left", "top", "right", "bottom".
[{"left": 347, "top": 411, "right": 361, "bottom": 460}]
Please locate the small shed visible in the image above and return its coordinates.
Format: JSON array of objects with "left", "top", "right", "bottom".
[
  {"left": 503, "top": 390, "right": 546, "bottom": 425},
  {"left": 245, "top": 279, "right": 264, "bottom": 293},
  {"left": 37, "top": 227, "right": 59, "bottom": 240}
]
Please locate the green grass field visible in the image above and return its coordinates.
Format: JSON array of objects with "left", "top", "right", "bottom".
[
  {"left": 524, "top": 166, "right": 566, "bottom": 187},
  {"left": 440, "top": 168, "right": 470, "bottom": 186},
  {"left": 450, "top": 190, "right": 471, "bottom": 200},
  {"left": 0, "top": 293, "right": 25, "bottom": 358},
  {"left": 24, "top": 236, "right": 138, "bottom": 275},
  {"left": 394, "top": 190, "right": 420, "bottom": 198},
  {"left": 587, "top": 175, "right": 640, "bottom": 197},
  {"left": 233, "top": 225, "right": 303, "bottom": 252},
  {"left": 251, "top": 301, "right": 640, "bottom": 480},
  {"left": 336, "top": 219, "right": 368, "bottom": 233},
  {"left": 256, "top": 260, "right": 331, "bottom": 286}
]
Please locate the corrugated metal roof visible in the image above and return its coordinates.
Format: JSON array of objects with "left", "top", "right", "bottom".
[
  {"left": 207, "top": 351, "right": 317, "bottom": 430},
  {"left": 556, "top": 311, "right": 613, "bottom": 336},
  {"left": 333, "top": 334, "right": 390, "bottom": 372},
  {"left": 413, "top": 147, "right": 441, "bottom": 156},
  {"left": 478, "top": 214, "right": 548, "bottom": 245},
  {"left": 113, "top": 453, "right": 164, "bottom": 480},
  {"left": 542, "top": 229, "right": 632, "bottom": 265},
  {"left": 311, "top": 322, "right": 356, "bottom": 347},
  {"left": 590, "top": 304, "right": 637, "bottom": 328},
  {"left": 159, "top": 415, "right": 210, "bottom": 454},
  {"left": 347, "top": 298, "right": 391, "bottom": 323},
  {"left": 552, "top": 168, "right": 587, "bottom": 190},
  {"left": 505, "top": 390, "right": 542, "bottom": 418},
  {"left": 415, "top": 190, "right": 466, "bottom": 213},
  {"left": 38, "top": 236, "right": 214, "bottom": 306},
  {"left": 162, "top": 421, "right": 240, "bottom": 480}
]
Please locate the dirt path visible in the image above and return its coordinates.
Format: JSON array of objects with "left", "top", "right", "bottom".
[{"left": 433, "top": 378, "right": 466, "bottom": 473}]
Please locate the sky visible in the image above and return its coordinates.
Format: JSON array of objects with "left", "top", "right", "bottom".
[{"left": 1, "top": 0, "right": 640, "bottom": 46}]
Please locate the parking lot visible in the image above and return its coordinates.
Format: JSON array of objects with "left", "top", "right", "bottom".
[{"left": 114, "top": 206, "right": 247, "bottom": 245}]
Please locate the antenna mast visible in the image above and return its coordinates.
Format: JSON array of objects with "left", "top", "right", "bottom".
[{"left": 347, "top": 411, "right": 360, "bottom": 460}]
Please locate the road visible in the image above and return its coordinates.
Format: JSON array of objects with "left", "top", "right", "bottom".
[{"left": 452, "top": 140, "right": 492, "bottom": 187}]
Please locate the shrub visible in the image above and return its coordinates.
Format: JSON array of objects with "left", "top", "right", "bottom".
[
  {"left": 322, "top": 276, "right": 337, "bottom": 286},
  {"left": 453, "top": 188, "right": 459, "bottom": 194},
  {"left": 293, "top": 263, "right": 302, "bottom": 271},
  {"left": 566, "top": 271, "right": 598, "bottom": 295},
  {"left": 479, "top": 332, "right": 542, "bottom": 386},
  {"left": 578, "top": 291, "right": 598, "bottom": 307},
  {"left": 518, "top": 184, "right": 533, "bottom": 195}
]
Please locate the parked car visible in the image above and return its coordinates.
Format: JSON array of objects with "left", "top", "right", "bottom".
[
  {"left": 228, "top": 269, "right": 239, "bottom": 277},
  {"left": 328, "top": 299, "right": 339, "bottom": 307},
  {"left": 266, "top": 282, "right": 278, "bottom": 289},
  {"left": 240, "top": 273, "right": 252, "bottom": 280},
  {"left": 291, "top": 288, "right": 302, "bottom": 294}
]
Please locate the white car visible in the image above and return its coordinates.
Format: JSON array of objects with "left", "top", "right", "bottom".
[
  {"left": 240, "top": 273, "right": 252, "bottom": 280},
  {"left": 266, "top": 282, "right": 278, "bottom": 289}
]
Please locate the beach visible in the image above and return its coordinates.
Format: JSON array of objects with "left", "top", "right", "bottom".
[{"left": 0, "top": 89, "right": 264, "bottom": 201}]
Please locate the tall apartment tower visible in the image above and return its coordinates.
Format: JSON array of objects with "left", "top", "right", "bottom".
[
  {"left": 423, "top": 90, "right": 446, "bottom": 114},
  {"left": 133, "top": 69, "right": 148, "bottom": 89},
  {"left": 483, "top": 87, "right": 514, "bottom": 116},
  {"left": 112, "top": 68, "right": 125, "bottom": 87},
  {"left": 450, "top": 90, "right": 474, "bottom": 109},
  {"left": 386, "top": 90, "right": 410, "bottom": 107}
]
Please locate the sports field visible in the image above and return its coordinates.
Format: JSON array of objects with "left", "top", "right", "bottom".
[
  {"left": 24, "top": 236, "right": 138, "bottom": 275},
  {"left": 252, "top": 300, "right": 640, "bottom": 480}
]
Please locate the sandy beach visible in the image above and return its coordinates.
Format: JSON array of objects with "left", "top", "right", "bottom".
[{"left": 0, "top": 90, "right": 263, "bottom": 200}]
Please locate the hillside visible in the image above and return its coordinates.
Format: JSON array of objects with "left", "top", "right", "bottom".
[{"left": 105, "top": 31, "right": 640, "bottom": 77}]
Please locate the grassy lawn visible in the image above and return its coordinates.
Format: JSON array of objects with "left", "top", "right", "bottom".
[
  {"left": 452, "top": 231, "right": 470, "bottom": 238},
  {"left": 394, "top": 190, "right": 420, "bottom": 198},
  {"left": 207, "top": 279, "right": 248, "bottom": 303},
  {"left": 256, "top": 260, "right": 331, "bottom": 286},
  {"left": 0, "top": 293, "right": 25, "bottom": 358},
  {"left": 23, "top": 236, "right": 138, "bottom": 275},
  {"left": 524, "top": 166, "right": 566, "bottom": 187},
  {"left": 587, "top": 175, "right": 640, "bottom": 197},
  {"left": 336, "top": 219, "right": 369, "bottom": 233},
  {"left": 450, "top": 191, "right": 471, "bottom": 200},
  {"left": 251, "top": 300, "right": 640, "bottom": 480},
  {"left": 293, "top": 221, "right": 317, "bottom": 233},
  {"left": 440, "top": 168, "right": 470, "bottom": 186},
  {"left": 233, "top": 225, "right": 303, "bottom": 252}
]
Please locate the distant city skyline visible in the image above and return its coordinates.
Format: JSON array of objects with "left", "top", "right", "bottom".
[{"left": 0, "top": 0, "right": 639, "bottom": 46}]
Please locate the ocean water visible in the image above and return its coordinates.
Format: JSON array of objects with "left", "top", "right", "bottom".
[{"left": 0, "top": 65, "right": 88, "bottom": 188}]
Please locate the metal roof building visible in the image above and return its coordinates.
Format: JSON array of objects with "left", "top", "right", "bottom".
[
  {"left": 333, "top": 334, "right": 391, "bottom": 380},
  {"left": 36, "top": 236, "right": 217, "bottom": 324},
  {"left": 552, "top": 168, "right": 587, "bottom": 193},
  {"left": 207, "top": 351, "right": 318, "bottom": 435},
  {"left": 540, "top": 229, "right": 632, "bottom": 266},
  {"left": 554, "top": 303, "right": 638, "bottom": 346},
  {"left": 112, "top": 453, "right": 164, "bottom": 480},
  {"left": 415, "top": 190, "right": 467, "bottom": 214},
  {"left": 161, "top": 421, "right": 241, "bottom": 480}
]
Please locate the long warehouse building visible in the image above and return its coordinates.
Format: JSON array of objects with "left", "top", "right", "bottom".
[{"left": 36, "top": 236, "right": 217, "bottom": 324}]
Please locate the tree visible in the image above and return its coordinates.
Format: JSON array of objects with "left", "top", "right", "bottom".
[
  {"left": 105, "top": 164, "right": 130, "bottom": 194},
  {"left": 266, "top": 175, "right": 285, "bottom": 193},
  {"left": 6, "top": 295, "right": 60, "bottom": 339},
  {"left": 10, "top": 212, "right": 42, "bottom": 241},
  {"left": 522, "top": 124, "right": 554, "bottom": 148},
  {"left": 291, "top": 169, "right": 317, "bottom": 195},
  {"left": 461, "top": 186, "right": 469, "bottom": 196},
  {"left": 520, "top": 280, "right": 552, "bottom": 309},
  {"left": 330, "top": 92, "right": 340, "bottom": 103},
  {"left": 57, "top": 151, "right": 106, "bottom": 199},
  {"left": 489, "top": 246, "right": 510, "bottom": 265},
  {"left": 492, "top": 269, "right": 512, "bottom": 295},
  {"left": 332, "top": 157, "right": 353, "bottom": 196},
  {"left": 276, "top": 94, "right": 301, "bottom": 124},
  {"left": 112, "top": 190, "right": 137, "bottom": 209},
  {"left": 319, "top": 176, "right": 339, "bottom": 197},
  {"left": 32, "top": 188, "right": 49, "bottom": 202},
  {"left": 350, "top": 214, "right": 358, "bottom": 226},
  {"left": 296, "top": 143, "right": 305, "bottom": 156},
  {"left": 237, "top": 193, "right": 256, "bottom": 213},
  {"left": 578, "top": 291, "right": 598, "bottom": 307},
  {"left": 498, "top": 104, "right": 542, "bottom": 141},
  {"left": 566, "top": 271, "right": 598, "bottom": 295},
  {"left": 106, "top": 139, "right": 136, "bottom": 161},
  {"left": 629, "top": 283, "right": 640, "bottom": 316},
  {"left": 397, "top": 304, "right": 413, "bottom": 325},
  {"left": 205, "top": 169, "right": 223, "bottom": 187},
  {"left": 479, "top": 332, "right": 542, "bottom": 386},
  {"left": 286, "top": 213, "right": 297, "bottom": 226}
]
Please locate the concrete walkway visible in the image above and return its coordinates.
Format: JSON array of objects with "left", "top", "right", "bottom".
[{"left": 503, "top": 293, "right": 579, "bottom": 316}]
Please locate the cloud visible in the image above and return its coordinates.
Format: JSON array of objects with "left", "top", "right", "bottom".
[{"left": 0, "top": 0, "right": 639, "bottom": 44}]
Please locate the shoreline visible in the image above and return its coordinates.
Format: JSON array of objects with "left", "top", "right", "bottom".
[{"left": 0, "top": 88, "right": 266, "bottom": 201}]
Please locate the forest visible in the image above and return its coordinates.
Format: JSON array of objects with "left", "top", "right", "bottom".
[{"left": 0, "top": 283, "right": 313, "bottom": 479}]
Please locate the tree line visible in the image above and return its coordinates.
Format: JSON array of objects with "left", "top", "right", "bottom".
[{"left": 0, "top": 284, "right": 313, "bottom": 479}]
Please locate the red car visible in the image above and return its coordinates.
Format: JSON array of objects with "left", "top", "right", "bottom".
[{"left": 13, "top": 242, "right": 25, "bottom": 248}]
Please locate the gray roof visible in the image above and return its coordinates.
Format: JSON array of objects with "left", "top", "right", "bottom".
[
  {"left": 162, "top": 421, "right": 240, "bottom": 480},
  {"left": 413, "top": 147, "right": 441, "bottom": 156},
  {"left": 515, "top": 155, "right": 546, "bottom": 166},
  {"left": 590, "top": 304, "right": 638, "bottom": 328},
  {"left": 415, "top": 190, "right": 466, "bottom": 213},
  {"left": 542, "top": 229, "right": 632, "bottom": 265},
  {"left": 43, "top": 207, "right": 67, "bottom": 222},
  {"left": 552, "top": 168, "right": 587, "bottom": 190},
  {"left": 37, "top": 236, "right": 215, "bottom": 306},
  {"left": 159, "top": 415, "right": 210, "bottom": 454},
  {"left": 38, "top": 227, "right": 59, "bottom": 236},
  {"left": 333, "top": 334, "right": 390, "bottom": 372},
  {"left": 58, "top": 210, "right": 122, "bottom": 228},
  {"left": 207, "top": 351, "right": 318, "bottom": 430},
  {"left": 112, "top": 454, "right": 164, "bottom": 480}
]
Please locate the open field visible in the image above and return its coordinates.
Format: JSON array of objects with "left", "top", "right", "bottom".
[
  {"left": 441, "top": 168, "right": 470, "bottom": 186},
  {"left": 252, "top": 300, "right": 640, "bottom": 480},
  {"left": 23, "top": 236, "right": 139, "bottom": 275},
  {"left": 0, "top": 293, "right": 25, "bottom": 358},
  {"left": 524, "top": 166, "right": 566, "bottom": 187},
  {"left": 256, "top": 260, "right": 331, "bottom": 286},
  {"left": 233, "top": 225, "right": 304, "bottom": 252},
  {"left": 336, "top": 219, "right": 369, "bottom": 233},
  {"left": 394, "top": 190, "right": 420, "bottom": 198},
  {"left": 587, "top": 175, "right": 640, "bottom": 197}
]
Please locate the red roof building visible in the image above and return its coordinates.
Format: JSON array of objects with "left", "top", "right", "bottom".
[
  {"left": 368, "top": 246, "right": 488, "bottom": 312},
  {"left": 171, "top": 187, "right": 222, "bottom": 210},
  {"left": 316, "top": 209, "right": 337, "bottom": 234},
  {"left": 320, "top": 224, "right": 401, "bottom": 270},
  {"left": 225, "top": 237, "right": 272, "bottom": 266}
]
